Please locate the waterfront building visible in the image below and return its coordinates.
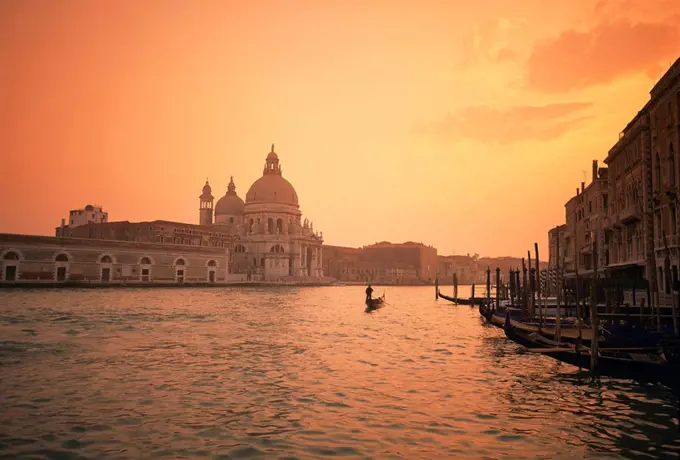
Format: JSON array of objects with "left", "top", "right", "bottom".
[
  {"left": 602, "top": 104, "right": 651, "bottom": 284},
  {"left": 649, "top": 59, "right": 680, "bottom": 301},
  {"left": 60, "top": 204, "right": 108, "bottom": 229},
  {"left": 2, "top": 145, "right": 326, "bottom": 285},
  {"left": 550, "top": 58, "right": 680, "bottom": 308},
  {"left": 563, "top": 161, "right": 608, "bottom": 278}
]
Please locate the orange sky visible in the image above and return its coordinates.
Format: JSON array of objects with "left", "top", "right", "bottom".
[{"left": 1, "top": 0, "right": 679, "bottom": 257}]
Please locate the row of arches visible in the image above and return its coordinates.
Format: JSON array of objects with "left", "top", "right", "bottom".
[
  {"left": 233, "top": 244, "right": 287, "bottom": 254},
  {"left": 1, "top": 249, "right": 219, "bottom": 284}
]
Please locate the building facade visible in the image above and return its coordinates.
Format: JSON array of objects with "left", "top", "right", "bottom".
[
  {"left": 7, "top": 145, "right": 327, "bottom": 285},
  {"left": 550, "top": 58, "right": 680, "bottom": 308},
  {"left": 563, "top": 162, "right": 608, "bottom": 277},
  {"left": 1, "top": 234, "right": 229, "bottom": 285},
  {"left": 63, "top": 204, "right": 108, "bottom": 228},
  {"left": 650, "top": 59, "right": 680, "bottom": 299}
]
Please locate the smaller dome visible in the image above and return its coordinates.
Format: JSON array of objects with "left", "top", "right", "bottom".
[
  {"left": 266, "top": 144, "right": 278, "bottom": 161},
  {"left": 85, "top": 204, "right": 94, "bottom": 211},
  {"left": 199, "top": 179, "right": 213, "bottom": 199},
  {"left": 215, "top": 177, "right": 245, "bottom": 215}
]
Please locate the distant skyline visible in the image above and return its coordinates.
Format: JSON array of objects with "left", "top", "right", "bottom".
[{"left": 2, "top": 0, "right": 679, "bottom": 257}]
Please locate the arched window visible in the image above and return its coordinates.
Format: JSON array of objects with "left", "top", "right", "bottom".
[
  {"left": 140, "top": 257, "right": 152, "bottom": 265},
  {"left": 2, "top": 251, "right": 20, "bottom": 282},
  {"left": 656, "top": 152, "right": 662, "bottom": 191},
  {"left": 3, "top": 251, "right": 20, "bottom": 260},
  {"left": 270, "top": 244, "right": 284, "bottom": 253},
  {"left": 234, "top": 244, "right": 246, "bottom": 253},
  {"left": 100, "top": 255, "right": 112, "bottom": 264},
  {"left": 276, "top": 218, "right": 283, "bottom": 234},
  {"left": 175, "top": 258, "right": 186, "bottom": 266},
  {"left": 207, "top": 260, "right": 217, "bottom": 267},
  {"left": 268, "top": 218, "right": 274, "bottom": 234},
  {"left": 55, "top": 253, "right": 69, "bottom": 262},
  {"left": 670, "top": 143, "right": 676, "bottom": 187}
]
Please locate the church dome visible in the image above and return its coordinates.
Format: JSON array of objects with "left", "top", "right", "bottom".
[
  {"left": 215, "top": 177, "right": 245, "bottom": 215},
  {"left": 245, "top": 145, "right": 299, "bottom": 207}
]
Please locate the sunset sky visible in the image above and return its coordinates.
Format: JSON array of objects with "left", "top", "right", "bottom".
[{"left": 2, "top": 0, "right": 679, "bottom": 257}]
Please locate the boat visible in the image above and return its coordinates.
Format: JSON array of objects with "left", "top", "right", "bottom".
[
  {"left": 437, "top": 291, "right": 476, "bottom": 305},
  {"left": 502, "top": 311, "right": 680, "bottom": 388},
  {"left": 365, "top": 293, "right": 386, "bottom": 311}
]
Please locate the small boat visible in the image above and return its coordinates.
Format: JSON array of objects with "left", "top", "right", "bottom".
[
  {"left": 365, "top": 293, "right": 386, "bottom": 311},
  {"left": 437, "top": 291, "right": 477, "bottom": 305}
]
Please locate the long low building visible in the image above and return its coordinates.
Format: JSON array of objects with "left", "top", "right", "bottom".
[
  {"left": 0, "top": 233, "right": 232, "bottom": 285},
  {"left": 0, "top": 233, "right": 334, "bottom": 286}
]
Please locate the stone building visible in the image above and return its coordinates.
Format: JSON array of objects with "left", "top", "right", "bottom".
[
  {"left": 603, "top": 103, "right": 651, "bottom": 283},
  {"left": 649, "top": 58, "right": 680, "bottom": 299},
  {"left": 4, "top": 144, "right": 326, "bottom": 285},
  {"left": 202, "top": 145, "right": 325, "bottom": 281},
  {"left": 0, "top": 234, "right": 229, "bottom": 284},
  {"left": 563, "top": 162, "right": 608, "bottom": 277}
]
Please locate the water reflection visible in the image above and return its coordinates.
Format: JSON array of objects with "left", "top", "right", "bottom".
[{"left": 0, "top": 286, "right": 678, "bottom": 459}]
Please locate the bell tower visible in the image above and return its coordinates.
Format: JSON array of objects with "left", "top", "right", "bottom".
[{"left": 199, "top": 179, "right": 214, "bottom": 226}]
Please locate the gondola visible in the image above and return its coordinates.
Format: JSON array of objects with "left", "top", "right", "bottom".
[
  {"left": 365, "top": 293, "right": 386, "bottom": 312},
  {"left": 503, "top": 312, "right": 680, "bottom": 389},
  {"left": 437, "top": 291, "right": 476, "bottom": 305}
]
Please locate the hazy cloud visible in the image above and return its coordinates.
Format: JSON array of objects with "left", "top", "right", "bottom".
[
  {"left": 526, "top": 19, "right": 680, "bottom": 93},
  {"left": 417, "top": 102, "right": 592, "bottom": 144}
]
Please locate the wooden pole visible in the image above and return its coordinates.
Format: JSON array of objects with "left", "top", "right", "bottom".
[
  {"left": 435, "top": 276, "right": 439, "bottom": 300},
  {"left": 535, "top": 243, "right": 541, "bottom": 325},
  {"left": 527, "top": 251, "right": 534, "bottom": 316},
  {"left": 509, "top": 269, "right": 515, "bottom": 308},
  {"left": 486, "top": 267, "right": 491, "bottom": 311},
  {"left": 522, "top": 258, "right": 528, "bottom": 312},
  {"left": 590, "top": 231, "right": 599, "bottom": 372},
  {"left": 496, "top": 267, "right": 501, "bottom": 313},
  {"left": 471, "top": 283, "right": 476, "bottom": 299},
  {"left": 453, "top": 273, "right": 459, "bottom": 300}
]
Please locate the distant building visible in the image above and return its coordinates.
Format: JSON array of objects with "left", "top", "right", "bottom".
[
  {"left": 564, "top": 162, "right": 608, "bottom": 277},
  {"left": 3, "top": 145, "right": 327, "bottom": 285},
  {"left": 63, "top": 204, "right": 108, "bottom": 228}
]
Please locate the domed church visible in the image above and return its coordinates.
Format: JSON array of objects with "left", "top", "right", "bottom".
[{"left": 198, "top": 145, "right": 324, "bottom": 281}]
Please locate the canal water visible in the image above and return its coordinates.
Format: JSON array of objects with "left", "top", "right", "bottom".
[{"left": 1, "top": 286, "right": 678, "bottom": 459}]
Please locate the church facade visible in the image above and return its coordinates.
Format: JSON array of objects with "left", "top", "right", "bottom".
[
  {"left": 200, "top": 145, "right": 324, "bottom": 281},
  {"left": 0, "top": 145, "right": 326, "bottom": 286}
]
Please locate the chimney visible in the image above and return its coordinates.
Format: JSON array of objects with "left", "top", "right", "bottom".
[
  {"left": 576, "top": 188, "right": 580, "bottom": 196},
  {"left": 60, "top": 218, "right": 65, "bottom": 237},
  {"left": 592, "top": 160, "right": 598, "bottom": 182},
  {"left": 581, "top": 182, "right": 585, "bottom": 193}
]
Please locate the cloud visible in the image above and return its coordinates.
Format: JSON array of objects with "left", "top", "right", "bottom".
[
  {"left": 416, "top": 102, "right": 593, "bottom": 144},
  {"left": 526, "top": 19, "right": 680, "bottom": 93},
  {"left": 456, "top": 17, "right": 524, "bottom": 69}
]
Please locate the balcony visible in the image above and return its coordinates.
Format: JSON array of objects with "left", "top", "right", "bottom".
[{"left": 619, "top": 202, "right": 641, "bottom": 224}]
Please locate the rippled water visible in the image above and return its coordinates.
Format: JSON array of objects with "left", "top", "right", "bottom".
[{"left": 0, "top": 286, "right": 678, "bottom": 459}]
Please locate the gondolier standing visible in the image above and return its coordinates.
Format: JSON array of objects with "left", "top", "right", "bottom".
[{"left": 365, "top": 284, "right": 374, "bottom": 302}]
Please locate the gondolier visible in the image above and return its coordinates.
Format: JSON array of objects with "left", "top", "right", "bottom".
[{"left": 365, "top": 284, "right": 374, "bottom": 302}]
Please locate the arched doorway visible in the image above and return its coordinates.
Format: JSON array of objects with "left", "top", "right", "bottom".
[
  {"left": 99, "top": 254, "right": 113, "bottom": 282},
  {"left": 2, "top": 251, "right": 21, "bottom": 282},
  {"left": 175, "top": 258, "right": 186, "bottom": 283},
  {"left": 54, "top": 253, "right": 70, "bottom": 282},
  {"left": 140, "top": 256, "right": 152, "bottom": 282},
  {"left": 207, "top": 259, "right": 217, "bottom": 283}
]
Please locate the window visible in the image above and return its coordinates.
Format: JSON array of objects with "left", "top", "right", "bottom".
[
  {"left": 670, "top": 143, "right": 676, "bottom": 187},
  {"left": 100, "top": 255, "right": 112, "bottom": 264},
  {"left": 3, "top": 251, "right": 20, "bottom": 261},
  {"left": 55, "top": 254, "right": 69, "bottom": 262},
  {"left": 175, "top": 259, "right": 186, "bottom": 266},
  {"left": 207, "top": 260, "right": 217, "bottom": 267},
  {"left": 56, "top": 266, "right": 67, "bottom": 281},
  {"left": 656, "top": 153, "right": 662, "bottom": 190},
  {"left": 141, "top": 268, "right": 150, "bottom": 282},
  {"left": 101, "top": 268, "right": 111, "bottom": 282},
  {"left": 140, "top": 257, "right": 151, "bottom": 265}
]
